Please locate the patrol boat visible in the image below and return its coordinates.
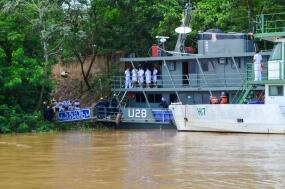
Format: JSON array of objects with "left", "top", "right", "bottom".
[
  {"left": 169, "top": 13, "right": 285, "bottom": 134},
  {"left": 92, "top": 4, "right": 271, "bottom": 129}
]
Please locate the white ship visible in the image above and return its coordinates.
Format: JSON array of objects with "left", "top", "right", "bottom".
[{"left": 170, "top": 13, "right": 285, "bottom": 134}]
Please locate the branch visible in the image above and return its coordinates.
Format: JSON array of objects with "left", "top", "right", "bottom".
[
  {"left": 86, "top": 52, "right": 96, "bottom": 78},
  {"left": 48, "top": 37, "right": 64, "bottom": 54}
]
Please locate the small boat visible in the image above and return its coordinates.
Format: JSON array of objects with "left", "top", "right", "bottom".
[{"left": 169, "top": 13, "right": 285, "bottom": 134}]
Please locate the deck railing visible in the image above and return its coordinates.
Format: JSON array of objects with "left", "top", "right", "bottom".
[
  {"left": 111, "top": 73, "right": 245, "bottom": 90},
  {"left": 256, "top": 13, "right": 285, "bottom": 34},
  {"left": 246, "top": 61, "right": 285, "bottom": 82}
]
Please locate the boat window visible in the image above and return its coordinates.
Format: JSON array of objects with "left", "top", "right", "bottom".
[
  {"left": 136, "top": 94, "right": 146, "bottom": 103},
  {"left": 229, "top": 57, "right": 241, "bottom": 69},
  {"left": 147, "top": 94, "right": 162, "bottom": 103},
  {"left": 167, "top": 62, "right": 176, "bottom": 71},
  {"left": 269, "top": 85, "right": 284, "bottom": 96},
  {"left": 189, "top": 62, "right": 197, "bottom": 74},
  {"left": 169, "top": 94, "right": 178, "bottom": 103},
  {"left": 269, "top": 43, "right": 282, "bottom": 61},
  {"left": 201, "top": 61, "right": 209, "bottom": 71}
]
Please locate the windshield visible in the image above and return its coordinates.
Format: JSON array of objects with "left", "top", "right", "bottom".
[{"left": 269, "top": 43, "right": 282, "bottom": 61}]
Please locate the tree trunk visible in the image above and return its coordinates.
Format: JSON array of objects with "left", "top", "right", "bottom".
[
  {"left": 75, "top": 52, "right": 95, "bottom": 90},
  {"left": 36, "top": 9, "right": 49, "bottom": 111},
  {"left": 246, "top": 0, "right": 254, "bottom": 31}
]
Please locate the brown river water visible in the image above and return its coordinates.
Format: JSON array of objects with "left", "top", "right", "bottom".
[{"left": 0, "top": 130, "right": 285, "bottom": 189}]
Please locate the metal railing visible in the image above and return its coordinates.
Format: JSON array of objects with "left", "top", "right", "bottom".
[
  {"left": 246, "top": 61, "right": 285, "bottom": 81},
  {"left": 256, "top": 13, "right": 285, "bottom": 34},
  {"left": 111, "top": 73, "right": 245, "bottom": 90}
]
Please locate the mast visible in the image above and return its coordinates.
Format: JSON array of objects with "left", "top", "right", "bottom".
[{"left": 174, "top": 1, "right": 192, "bottom": 53}]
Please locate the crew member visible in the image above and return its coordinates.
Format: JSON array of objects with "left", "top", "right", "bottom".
[
  {"left": 210, "top": 96, "right": 219, "bottom": 104},
  {"left": 253, "top": 50, "right": 263, "bottom": 81},
  {"left": 152, "top": 66, "right": 158, "bottom": 87},
  {"left": 220, "top": 92, "right": 228, "bottom": 104},
  {"left": 145, "top": 68, "right": 151, "bottom": 88},
  {"left": 111, "top": 94, "right": 118, "bottom": 115},
  {"left": 159, "top": 97, "right": 168, "bottom": 108},
  {"left": 131, "top": 67, "right": 138, "bottom": 87},
  {"left": 74, "top": 99, "right": 80, "bottom": 109},
  {"left": 138, "top": 66, "right": 145, "bottom": 87},
  {"left": 125, "top": 67, "right": 131, "bottom": 88}
]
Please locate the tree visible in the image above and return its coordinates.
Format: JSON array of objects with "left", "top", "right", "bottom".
[{"left": 4, "top": 0, "right": 67, "bottom": 109}]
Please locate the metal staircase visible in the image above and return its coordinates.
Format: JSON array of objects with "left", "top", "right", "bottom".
[{"left": 232, "top": 64, "right": 255, "bottom": 104}]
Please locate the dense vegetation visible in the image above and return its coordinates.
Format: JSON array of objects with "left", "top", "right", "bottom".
[{"left": 0, "top": 0, "right": 284, "bottom": 133}]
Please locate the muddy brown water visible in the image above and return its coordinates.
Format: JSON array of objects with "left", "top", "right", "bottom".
[{"left": 0, "top": 130, "right": 285, "bottom": 189}]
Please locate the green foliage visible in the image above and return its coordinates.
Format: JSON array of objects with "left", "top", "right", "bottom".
[
  {"left": 1, "top": 0, "right": 285, "bottom": 133},
  {"left": 0, "top": 105, "right": 54, "bottom": 133}
]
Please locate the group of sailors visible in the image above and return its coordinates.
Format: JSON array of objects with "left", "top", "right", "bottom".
[
  {"left": 43, "top": 99, "right": 81, "bottom": 121},
  {"left": 53, "top": 99, "right": 81, "bottom": 112},
  {"left": 125, "top": 66, "right": 158, "bottom": 88},
  {"left": 209, "top": 92, "right": 229, "bottom": 104}
]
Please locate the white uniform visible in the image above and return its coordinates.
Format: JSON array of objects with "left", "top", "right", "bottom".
[
  {"left": 152, "top": 68, "right": 158, "bottom": 84},
  {"left": 125, "top": 69, "right": 131, "bottom": 88},
  {"left": 254, "top": 53, "right": 262, "bottom": 81},
  {"left": 145, "top": 69, "right": 151, "bottom": 84},
  {"left": 131, "top": 68, "right": 138, "bottom": 82},
  {"left": 138, "top": 69, "right": 144, "bottom": 86}
]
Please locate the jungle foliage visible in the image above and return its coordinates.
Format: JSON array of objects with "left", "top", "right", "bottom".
[{"left": 0, "top": 0, "right": 284, "bottom": 133}]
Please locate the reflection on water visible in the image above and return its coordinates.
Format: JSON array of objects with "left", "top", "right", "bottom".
[{"left": 0, "top": 130, "right": 285, "bottom": 189}]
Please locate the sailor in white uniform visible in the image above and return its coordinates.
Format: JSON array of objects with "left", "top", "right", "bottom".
[
  {"left": 145, "top": 68, "right": 151, "bottom": 88},
  {"left": 138, "top": 67, "right": 145, "bottom": 87},
  {"left": 152, "top": 67, "right": 158, "bottom": 87},
  {"left": 131, "top": 67, "right": 138, "bottom": 87},
  {"left": 253, "top": 50, "right": 263, "bottom": 81},
  {"left": 125, "top": 67, "right": 131, "bottom": 88}
]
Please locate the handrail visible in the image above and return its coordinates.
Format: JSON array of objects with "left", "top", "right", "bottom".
[
  {"left": 111, "top": 73, "right": 245, "bottom": 89},
  {"left": 246, "top": 61, "right": 285, "bottom": 81},
  {"left": 256, "top": 13, "right": 285, "bottom": 34}
]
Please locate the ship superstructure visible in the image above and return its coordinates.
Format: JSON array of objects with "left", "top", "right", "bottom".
[{"left": 169, "top": 12, "right": 285, "bottom": 133}]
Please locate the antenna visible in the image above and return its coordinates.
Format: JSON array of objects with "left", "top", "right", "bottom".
[
  {"left": 174, "top": 1, "right": 193, "bottom": 53},
  {"left": 175, "top": 26, "right": 192, "bottom": 34}
]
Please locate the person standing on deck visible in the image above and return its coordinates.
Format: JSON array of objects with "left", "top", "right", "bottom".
[
  {"left": 159, "top": 97, "right": 168, "bottom": 108},
  {"left": 152, "top": 66, "right": 158, "bottom": 87},
  {"left": 125, "top": 67, "right": 131, "bottom": 88},
  {"left": 145, "top": 68, "right": 152, "bottom": 88},
  {"left": 138, "top": 66, "right": 145, "bottom": 87},
  {"left": 131, "top": 67, "right": 138, "bottom": 87},
  {"left": 253, "top": 50, "right": 263, "bottom": 81}
]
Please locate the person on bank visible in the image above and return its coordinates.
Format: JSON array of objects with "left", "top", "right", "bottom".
[
  {"left": 253, "top": 50, "right": 263, "bottom": 81},
  {"left": 159, "top": 97, "right": 168, "bottom": 108},
  {"left": 125, "top": 67, "right": 132, "bottom": 88}
]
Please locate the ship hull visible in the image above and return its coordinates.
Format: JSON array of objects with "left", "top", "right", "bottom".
[{"left": 169, "top": 104, "right": 285, "bottom": 134}]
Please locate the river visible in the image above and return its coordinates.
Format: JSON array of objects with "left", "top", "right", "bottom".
[{"left": 0, "top": 130, "right": 285, "bottom": 189}]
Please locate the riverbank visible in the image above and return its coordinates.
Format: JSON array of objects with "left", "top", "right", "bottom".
[{"left": 0, "top": 114, "right": 112, "bottom": 134}]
